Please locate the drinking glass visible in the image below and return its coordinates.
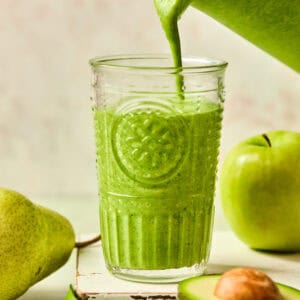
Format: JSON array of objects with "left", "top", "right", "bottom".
[{"left": 89, "top": 54, "right": 227, "bottom": 283}]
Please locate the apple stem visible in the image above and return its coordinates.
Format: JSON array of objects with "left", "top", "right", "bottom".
[
  {"left": 262, "top": 134, "right": 272, "bottom": 147},
  {"left": 75, "top": 234, "right": 101, "bottom": 249}
]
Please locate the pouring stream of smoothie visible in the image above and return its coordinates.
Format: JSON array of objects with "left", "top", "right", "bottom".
[{"left": 154, "top": 0, "right": 192, "bottom": 97}]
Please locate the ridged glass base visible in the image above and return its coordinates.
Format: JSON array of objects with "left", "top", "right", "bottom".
[{"left": 107, "top": 262, "right": 207, "bottom": 283}]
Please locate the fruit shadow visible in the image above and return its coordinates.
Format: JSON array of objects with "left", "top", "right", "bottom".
[
  {"left": 206, "top": 249, "right": 300, "bottom": 275},
  {"left": 253, "top": 248, "right": 300, "bottom": 260},
  {"left": 20, "top": 289, "right": 68, "bottom": 300}
]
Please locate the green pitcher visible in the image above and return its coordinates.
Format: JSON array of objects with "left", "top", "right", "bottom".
[{"left": 191, "top": 0, "right": 300, "bottom": 72}]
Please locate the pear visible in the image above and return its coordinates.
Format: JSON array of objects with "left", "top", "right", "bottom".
[{"left": 0, "top": 187, "right": 75, "bottom": 300}]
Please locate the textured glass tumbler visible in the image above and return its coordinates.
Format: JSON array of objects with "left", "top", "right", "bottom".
[{"left": 89, "top": 55, "right": 227, "bottom": 283}]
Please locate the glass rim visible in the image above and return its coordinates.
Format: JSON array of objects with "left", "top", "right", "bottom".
[{"left": 89, "top": 54, "right": 228, "bottom": 72}]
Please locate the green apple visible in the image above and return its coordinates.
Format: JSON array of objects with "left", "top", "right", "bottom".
[{"left": 220, "top": 130, "right": 300, "bottom": 252}]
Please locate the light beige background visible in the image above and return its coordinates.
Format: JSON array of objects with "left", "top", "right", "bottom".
[{"left": 0, "top": 1, "right": 299, "bottom": 230}]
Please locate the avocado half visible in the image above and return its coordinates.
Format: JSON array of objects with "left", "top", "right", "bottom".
[{"left": 178, "top": 274, "right": 300, "bottom": 300}]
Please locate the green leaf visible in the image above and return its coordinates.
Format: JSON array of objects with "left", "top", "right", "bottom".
[{"left": 65, "top": 285, "right": 80, "bottom": 300}]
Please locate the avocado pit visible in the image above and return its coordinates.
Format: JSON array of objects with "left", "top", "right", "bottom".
[{"left": 214, "top": 267, "right": 283, "bottom": 300}]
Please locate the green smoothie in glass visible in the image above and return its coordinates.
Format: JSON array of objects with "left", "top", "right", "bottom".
[
  {"left": 90, "top": 0, "right": 227, "bottom": 283},
  {"left": 94, "top": 99, "right": 222, "bottom": 270}
]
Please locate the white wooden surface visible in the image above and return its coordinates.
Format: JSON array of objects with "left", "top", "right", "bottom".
[{"left": 75, "top": 231, "right": 300, "bottom": 299}]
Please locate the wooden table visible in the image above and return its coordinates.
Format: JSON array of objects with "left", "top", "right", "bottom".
[{"left": 74, "top": 231, "right": 300, "bottom": 299}]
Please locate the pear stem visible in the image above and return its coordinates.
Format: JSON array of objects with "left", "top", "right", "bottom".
[
  {"left": 262, "top": 133, "right": 272, "bottom": 147},
  {"left": 75, "top": 234, "right": 101, "bottom": 249}
]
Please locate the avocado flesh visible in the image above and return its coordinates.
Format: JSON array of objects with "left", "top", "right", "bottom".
[{"left": 178, "top": 274, "right": 300, "bottom": 300}]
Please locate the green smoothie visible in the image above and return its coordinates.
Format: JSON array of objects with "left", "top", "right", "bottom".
[{"left": 94, "top": 98, "right": 223, "bottom": 270}]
